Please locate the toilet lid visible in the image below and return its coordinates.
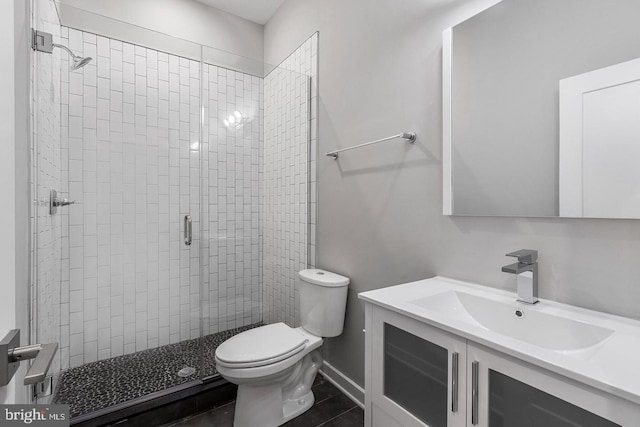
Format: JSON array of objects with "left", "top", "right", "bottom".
[{"left": 215, "top": 323, "right": 307, "bottom": 367}]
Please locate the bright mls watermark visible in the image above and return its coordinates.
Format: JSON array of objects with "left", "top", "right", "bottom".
[{"left": 0, "top": 405, "right": 69, "bottom": 426}]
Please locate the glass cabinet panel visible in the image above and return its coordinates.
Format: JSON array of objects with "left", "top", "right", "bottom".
[
  {"left": 489, "top": 370, "right": 620, "bottom": 427},
  {"left": 384, "top": 323, "right": 448, "bottom": 427}
]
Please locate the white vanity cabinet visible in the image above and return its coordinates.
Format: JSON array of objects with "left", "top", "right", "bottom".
[
  {"left": 366, "top": 304, "right": 467, "bottom": 427},
  {"left": 364, "top": 303, "right": 638, "bottom": 427}
]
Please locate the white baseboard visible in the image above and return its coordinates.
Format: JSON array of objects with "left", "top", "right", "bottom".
[{"left": 319, "top": 361, "right": 365, "bottom": 409}]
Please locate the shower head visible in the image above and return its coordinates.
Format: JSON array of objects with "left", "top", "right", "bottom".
[
  {"left": 71, "top": 55, "right": 92, "bottom": 71},
  {"left": 52, "top": 43, "right": 92, "bottom": 70}
]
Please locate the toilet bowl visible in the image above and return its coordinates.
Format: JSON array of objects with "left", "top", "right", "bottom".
[
  {"left": 216, "top": 324, "right": 323, "bottom": 427},
  {"left": 215, "top": 269, "right": 350, "bottom": 427}
]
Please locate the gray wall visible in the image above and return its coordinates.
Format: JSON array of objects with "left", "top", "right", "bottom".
[
  {"left": 452, "top": 0, "right": 640, "bottom": 216},
  {"left": 57, "top": 0, "right": 264, "bottom": 63},
  {"left": 265, "top": 0, "right": 640, "bottom": 388}
]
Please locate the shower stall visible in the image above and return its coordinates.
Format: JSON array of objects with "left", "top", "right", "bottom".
[{"left": 30, "top": 0, "right": 318, "bottom": 422}]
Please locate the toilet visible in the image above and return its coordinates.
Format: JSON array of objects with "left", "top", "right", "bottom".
[{"left": 215, "top": 269, "right": 350, "bottom": 427}]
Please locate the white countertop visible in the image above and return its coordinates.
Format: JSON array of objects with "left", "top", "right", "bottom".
[{"left": 359, "top": 276, "right": 640, "bottom": 406}]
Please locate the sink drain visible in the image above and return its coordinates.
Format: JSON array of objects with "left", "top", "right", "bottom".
[
  {"left": 514, "top": 309, "right": 525, "bottom": 318},
  {"left": 178, "top": 367, "right": 196, "bottom": 377}
]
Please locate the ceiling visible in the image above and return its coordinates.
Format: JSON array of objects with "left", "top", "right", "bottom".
[{"left": 194, "top": 0, "right": 285, "bottom": 25}]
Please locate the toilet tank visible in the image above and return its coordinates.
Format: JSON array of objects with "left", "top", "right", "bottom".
[{"left": 298, "top": 269, "right": 350, "bottom": 337}]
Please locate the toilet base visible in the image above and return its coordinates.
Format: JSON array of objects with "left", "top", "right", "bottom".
[
  {"left": 231, "top": 350, "right": 321, "bottom": 427},
  {"left": 233, "top": 387, "right": 315, "bottom": 427},
  {"left": 283, "top": 389, "right": 315, "bottom": 421}
]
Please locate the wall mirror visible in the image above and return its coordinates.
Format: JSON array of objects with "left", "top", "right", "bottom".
[{"left": 443, "top": 0, "right": 640, "bottom": 218}]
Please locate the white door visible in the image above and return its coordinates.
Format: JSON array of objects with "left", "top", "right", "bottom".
[{"left": 559, "top": 57, "right": 640, "bottom": 218}]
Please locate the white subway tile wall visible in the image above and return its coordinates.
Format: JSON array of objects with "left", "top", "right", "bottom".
[
  {"left": 54, "top": 28, "right": 316, "bottom": 368},
  {"left": 263, "top": 33, "right": 318, "bottom": 327},
  {"left": 31, "top": 0, "right": 63, "bottom": 381}
]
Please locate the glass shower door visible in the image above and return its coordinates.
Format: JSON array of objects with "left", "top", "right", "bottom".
[
  {"left": 53, "top": 28, "right": 204, "bottom": 415},
  {"left": 30, "top": 7, "right": 206, "bottom": 415}
]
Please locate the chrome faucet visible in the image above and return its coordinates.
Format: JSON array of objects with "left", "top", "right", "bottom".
[{"left": 501, "top": 249, "right": 538, "bottom": 304}]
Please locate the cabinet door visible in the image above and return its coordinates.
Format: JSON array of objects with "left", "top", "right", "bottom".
[
  {"left": 467, "top": 343, "right": 639, "bottom": 426},
  {"left": 371, "top": 306, "right": 467, "bottom": 427}
]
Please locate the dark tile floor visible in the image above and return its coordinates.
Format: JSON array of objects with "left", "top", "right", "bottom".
[{"left": 163, "top": 375, "right": 364, "bottom": 427}]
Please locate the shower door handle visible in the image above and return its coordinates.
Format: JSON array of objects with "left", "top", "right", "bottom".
[
  {"left": 184, "top": 215, "right": 192, "bottom": 246},
  {"left": 49, "top": 189, "right": 75, "bottom": 215}
]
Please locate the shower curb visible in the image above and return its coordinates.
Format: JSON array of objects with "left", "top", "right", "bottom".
[{"left": 71, "top": 376, "right": 236, "bottom": 427}]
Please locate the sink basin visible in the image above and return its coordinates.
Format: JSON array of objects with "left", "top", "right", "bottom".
[{"left": 411, "top": 291, "right": 614, "bottom": 351}]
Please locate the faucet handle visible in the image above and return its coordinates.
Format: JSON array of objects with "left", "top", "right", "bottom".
[{"left": 506, "top": 249, "right": 538, "bottom": 264}]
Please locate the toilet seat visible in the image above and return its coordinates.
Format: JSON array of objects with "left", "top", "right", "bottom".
[{"left": 216, "top": 323, "right": 308, "bottom": 368}]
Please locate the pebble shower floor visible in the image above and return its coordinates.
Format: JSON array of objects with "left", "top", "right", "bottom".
[{"left": 53, "top": 324, "right": 260, "bottom": 418}]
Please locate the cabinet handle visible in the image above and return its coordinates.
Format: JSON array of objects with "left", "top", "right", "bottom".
[
  {"left": 472, "top": 360, "right": 479, "bottom": 425},
  {"left": 451, "top": 352, "right": 459, "bottom": 413}
]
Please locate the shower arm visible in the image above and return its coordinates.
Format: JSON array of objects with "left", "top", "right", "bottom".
[{"left": 52, "top": 43, "right": 77, "bottom": 59}]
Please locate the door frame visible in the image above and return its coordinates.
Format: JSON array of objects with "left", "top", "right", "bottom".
[{"left": 0, "top": 0, "right": 31, "bottom": 405}]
